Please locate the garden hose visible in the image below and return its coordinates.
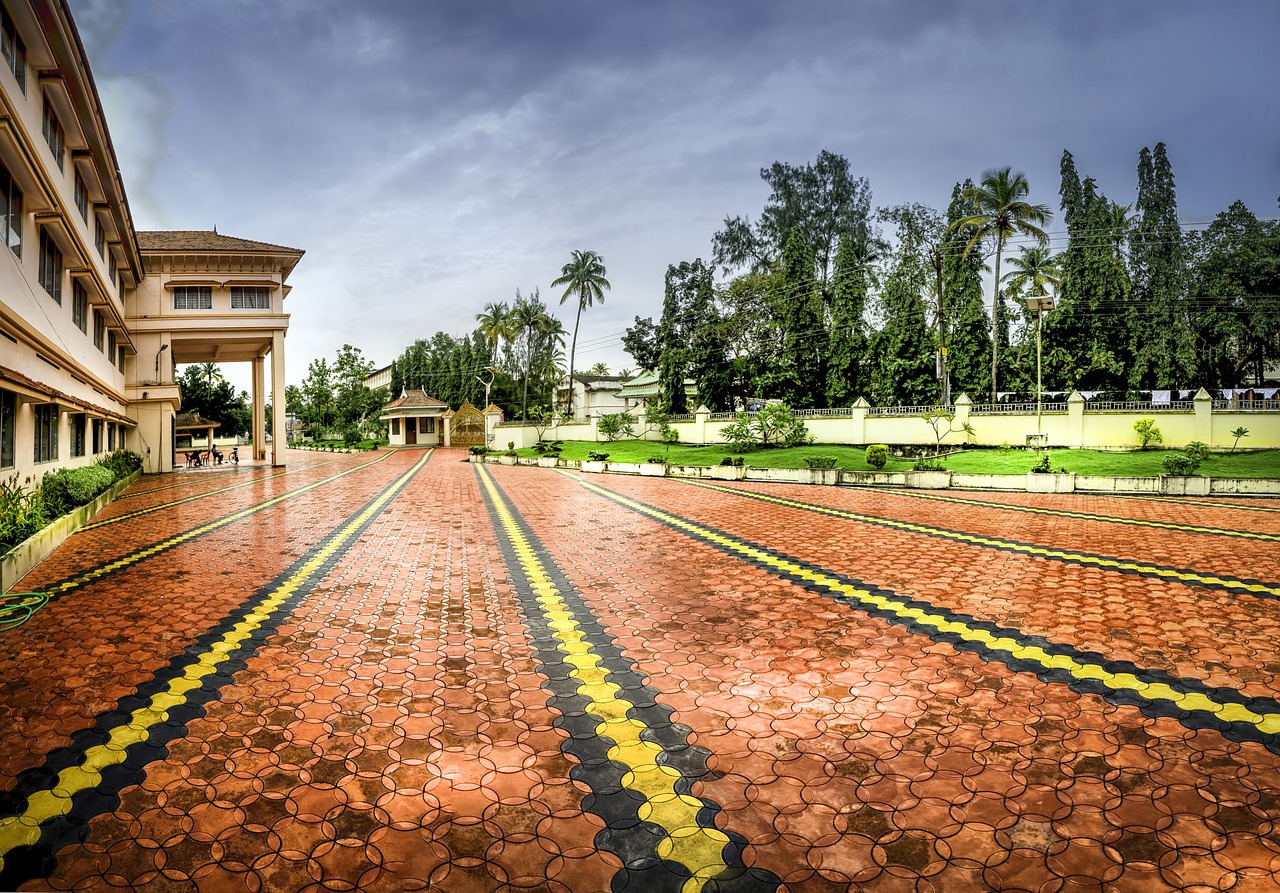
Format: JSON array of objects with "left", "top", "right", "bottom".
[{"left": 0, "top": 591, "right": 50, "bottom": 632}]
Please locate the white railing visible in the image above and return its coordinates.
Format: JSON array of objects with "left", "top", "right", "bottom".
[
  {"left": 1086, "top": 401, "right": 1195, "bottom": 412},
  {"left": 793, "top": 407, "right": 855, "bottom": 419},
  {"left": 970, "top": 402, "right": 1068, "bottom": 414},
  {"left": 866, "top": 405, "right": 945, "bottom": 417},
  {"left": 1213, "top": 400, "right": 1280, "bottom": 412}
]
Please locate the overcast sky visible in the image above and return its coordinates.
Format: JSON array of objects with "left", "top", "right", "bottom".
[{"left": 69, "top": 0, "right": 1280, "bottom": 392}]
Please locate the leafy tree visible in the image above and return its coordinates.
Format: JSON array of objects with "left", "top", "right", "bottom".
[
  {"left": 713, "top": 150, "right": 874, "bottom": 295},
  {"left": 941, "top": 181, "right": 992, "bottom": 402},
  {"left": 657, "top": 264, "right": 690, "bottom": 412},
  {"left": 297, "top": 358, "right": 337, "bottom": 433},
  {"left": 951, "top": 167, "right": 1052, "bottom": 401},
  {"left": 508, "top": 289, "right": 561, "bottom": 419},
  {"left": 870, "top": 204, "right": 941, "bottom": 406},
  {"left": 769, "top": 230, "right": 825, "bottom": 407},
  {"left": 622, "top": 316, "right": 661, "bottom": 371},
  {"left": 1129, "top": 143, "right": 1194, "bottom": 388},
  {"left": 686, "top": 261, "right": 732, "bottom": 410},
  {"left": 332, "top": 344, "right": 382, "bottom": 436},
  {"left": 825, "top": 232, "right": 873, "bottom": 405},
  {"left": 551, "top": 249, "right": 610, "bottom": 417}
]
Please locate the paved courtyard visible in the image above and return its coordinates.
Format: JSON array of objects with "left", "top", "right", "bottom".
[{"left": 2, "top": 448, "right": 1279, "bottom": 891}]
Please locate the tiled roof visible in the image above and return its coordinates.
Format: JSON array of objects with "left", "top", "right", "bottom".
[
  {"left": 382, "top": 389, "right": 448, "bottom": 411},
  {"left": 137, "top": 230, "right": 304, "bottom": 255},
  {"left": 174, "top": 413, "right": 220, "bottom": 429},
  {"left": 0, "top": 365, "right": 134, "bottom": 424}
]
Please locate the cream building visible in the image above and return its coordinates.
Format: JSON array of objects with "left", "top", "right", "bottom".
[{"left": 0, "top": 0, "right": 301, "bottom": 479}]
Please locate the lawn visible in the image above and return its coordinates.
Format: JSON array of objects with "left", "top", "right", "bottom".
[{"left": 512, "top": 440, "right": 1280, "bottom": 479}]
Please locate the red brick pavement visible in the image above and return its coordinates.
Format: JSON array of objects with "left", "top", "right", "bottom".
[{"left": 1, "top": 452, "right": 1278, "bottom": 891}]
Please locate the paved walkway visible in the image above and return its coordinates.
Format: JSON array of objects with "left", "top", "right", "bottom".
[{"left": 2, "top": 448, "right": 1279, "bottom": 891}]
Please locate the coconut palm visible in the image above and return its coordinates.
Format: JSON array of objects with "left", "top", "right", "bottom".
[
  {"left": 1108, "top": 202, "right": 1137, "bottom": 261},
  {"left": 509, "top": 294, "right": 563, "bottom": 420},
  {"left": 951, "top": 167, "right": 1051, "bottom": 401},
  {"left": 551, "top": 249, "right": 610, "bottom": 416},
  {"left": 475, "top": 301, "right": 513, "bottom": 354},
  {"left": 1002, "top": 245, "right": 1061, "bottom": 303}
]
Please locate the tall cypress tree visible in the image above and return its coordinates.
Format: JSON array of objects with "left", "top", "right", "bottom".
[
  {"left": 657, "top": 263, "right": 689, "bottom": 412},
  {"left": 825, "top": 233, "right": 872, "bottom": 405},
  {"left": 772, "top": 230, "right": 825, "bottom": 406},
  {"left": 941, "top": 181, "right": 991, "bottom": 402},
  {"left": 871, "top": 204, "right": 940, "bottom": 406},
  {"left": 686, "top": 261, "right": 732, "bottom": 410},
  {"left": 1129, "top": 142, "right": 1194, "bottom": 388}
]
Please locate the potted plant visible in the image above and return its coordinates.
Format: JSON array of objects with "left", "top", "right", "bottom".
[
  {"left": 582, "top": 450, "right": 609, "bottom": 473},
  {"left": 1026, "top": 451, "right": 1075, "bottom": 493}
]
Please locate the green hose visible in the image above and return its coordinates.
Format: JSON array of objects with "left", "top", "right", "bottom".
[{"left": 0, "top": 592, "right": 50, "bottom": 631}]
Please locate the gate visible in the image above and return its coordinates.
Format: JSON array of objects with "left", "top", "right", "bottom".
[{"left": 450, "top": 402, "right": 487, "bottom": 448}]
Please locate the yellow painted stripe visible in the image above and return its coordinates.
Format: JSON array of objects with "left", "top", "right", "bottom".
[
  {"left": 850, "top": 486, "right": 1280, "bottom": 542},
  {"left": 687, "top": 480, "right": 1280, "bottom": 599},
  {"left": 47, "top": 453, "right": 393, "bottom": 596},
  {"left": 477, "top": 465, "right": 729, "bottom": 893},
  {"left": 0, "top": 451, "right": 431, "bottom": 871},
  {"left": 578, "top": 477, "right": 1280, "bottom": 740}
]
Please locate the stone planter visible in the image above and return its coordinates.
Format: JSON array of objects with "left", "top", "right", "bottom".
[
  {"left": 710, "top": 465, "right": 746, "bottom": 481},
  {"left": 806, "top": 468, "right": 840, "bottom": 486},
  {"left": 1159, "top": 474, "right": 1211, "bottom": 496},
  {"left": 905, "top": 470, "right": 952, "bottom": 490},
  {"left": 537, "top": 457, "right": 559, "bottom": 468},
  {"left": 495, "top": 455, "right": 517, "bottom": 465},
  {"left": 581, "top": 460, "right": 607, "bottom": 474},
  {"left": 1027, "top": 471, "right": 1076, "bottom": 493},
  {"left": 639, "top": 463, "right": 667, "bottom": 477}
]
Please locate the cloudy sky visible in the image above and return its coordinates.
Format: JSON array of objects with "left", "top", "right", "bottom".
[{"left": 69, "top": 0, "right": 1280, "bottom": 390}]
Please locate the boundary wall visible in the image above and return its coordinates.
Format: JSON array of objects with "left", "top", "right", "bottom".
[{"left": 495, "top": 390, "right": 1280, "bottom": 452}]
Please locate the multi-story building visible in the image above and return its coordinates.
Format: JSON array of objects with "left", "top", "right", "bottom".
[{"left": 0, "top": 0, "right": 301, "bottom": 480}]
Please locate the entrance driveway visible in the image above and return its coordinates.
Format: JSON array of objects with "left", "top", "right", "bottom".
[{"left": 2, "top": 449, "right": 1279, "bottom": 891}]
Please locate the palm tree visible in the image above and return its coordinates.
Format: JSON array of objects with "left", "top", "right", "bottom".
[
  {"left": 197, "top": 362, "right": 226, "bottom": 386},
  {"left": 951, "top": 168, "right": 1051, "bottom": 401},
  {"left": 510, "top": 295, "right": 562, "bottom": 420},
  {"left": 475, "top": 301, "right": 513, "bottom": 354},
  {"left": 551, "top": 249, "right": 610, "bottom": 417},
  {"left": 1108, "top": 202, "right": 1137, "bottom": 261},
  {"left": 1002, "top": 245, "right": 1061, "bottom": 303}
]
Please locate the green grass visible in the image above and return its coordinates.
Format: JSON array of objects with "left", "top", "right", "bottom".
[{"left": 517, "top": 440, "right": 1280, "bottom": 479}]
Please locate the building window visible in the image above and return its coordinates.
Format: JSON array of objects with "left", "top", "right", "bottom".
[
  {"left": 422, "top": 417, "right": 436, "bottom": 434},
  {"left": 230, "top": 286, "right": 271, "bottom": 309},
  {"left": 1, "top": 6, "right": 24, "bottom": 93},
  {"left": 0, "top": 159, "right": 21, "bottom": 258},
  {"left": 107, "top": 422, "right": 115, "bottom": 451},
  {"left": 390, "top": 418, "right": 400, "bottom": 436},
  {"left": 92, "top": 310, "right": 104, "bottom": 350},
  {"left": 0, "top": 388, "right": 13, "bottom": 469},
  {"left": 33, "top": 403, "right": 57, "bottom": 463},
  {"left": 116, "top": 345, "right": 125, "bottom": 373},
  {"left": 42, "top": 99, "right": 64, "bottom": 170},
  {"left": 94, "top": 216, "right": 104, "bottom": 258},
  {"left": 74, "top": 172, "right": 88, "bottom": 222},
  {"left": 92, "top": 418, "right": 102, "bottom": 453},
  {"left": 38, "top": 230, "right": 61, "bottom": 302},
  {"left": 72, "top": 281, "right": 87, "bottom": 332},
  {"left": 70, "top": 413, "right": 86, "bottom": 457},
  {"left": 107, "top": 330, "right": 116, "bottom": 362},
  {"left": 172, "top": 286, "right": 212, "bottom": 310}
]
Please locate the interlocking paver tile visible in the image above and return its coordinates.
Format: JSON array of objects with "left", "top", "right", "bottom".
[{"left": 4, "top": 451, "right": 1280, "bottom": 890}]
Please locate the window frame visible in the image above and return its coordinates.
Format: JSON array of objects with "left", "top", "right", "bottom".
[
  {"left": 172, "top": 285, "right": 212, "bottom": 310},
  {"left": 1, "top": 5, "right": 25, "bottom": 93},
  {"left": 0, "top": 387, "right": 14, "bottom": 469},
  {"left": 0, "top": 158, "right": 21, "bottom": 258},
  {"left": 92, "top": 310, "right": 104, "bottom": 351},
  {"left": 38, "top": 229, "right": 61, "bottom": 302},
  {"left": 41, "top": 98, "right": 64, "bottom": 171},
  {"left": 70, "top": 412, "right": 86, "bottom": 457},
  {"left": 72, "top": 280, "right": 87, "bottom": 332},
  {"left": 33, "top": 403, "right": 57, "bottom": 463},
  {"left": 230, "top": 286, "right": 272, "bottom": 310}
]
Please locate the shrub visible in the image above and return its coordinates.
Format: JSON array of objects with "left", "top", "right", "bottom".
[
  {"left": 0, "top": 474, "right": 47, "bottom": 553},
  {"left": 533, "top": 440, "right": 563, "bottom": 457},
  {"left": 1230, "top": 426, "right": 1249, "bottom": 453},
  {"left": 1184, "top": 441, "right": 1212, "bottom": 463},
  {"left": 468, "top": 445, "right": 490, "bottom": 455},
  {"left": 865, "top": 444, "right": 889, "bottom": 470},
  {"left": 803, "top": 456, "right": 838, "bottom": 469},
  {"left": 597, "top": 413, "right": 636, "bottom": 442},
  {"left": 1134, "top": 418, "right": 1163, "bottom": 450},
  {"left": 719, "top": 456, "right": 745, "bottom": 467},
  {"left": 1162, "top": 454, "right": 1201, "bottom": 476},
  {"left": 94, "top": 449, "right": 143, "bottom": 479},
  {"left": 720, "top": 404, "right": 809, "bottom": 451},
  {"left": 1031, "top": 453, "right": 1052, "bottom": 474},
  {"left": 587, "top": 451, "right": 610, "bottom": 462},
  {"left": 40, "top": 466, "right": 116, "bottom": 516},
  {"left": 645, "top": 456, "right": 666, "bottom": 464},
  {"left": 912, "top": 457, "right": 947, "bottom": 472}
]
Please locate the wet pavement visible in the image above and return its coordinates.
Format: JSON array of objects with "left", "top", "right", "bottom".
[{"left": 2, "top": 448, "right": 1279, "bottom": 891}]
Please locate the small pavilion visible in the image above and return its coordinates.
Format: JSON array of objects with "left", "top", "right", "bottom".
[{"left": 174, "top": 413, "right": 219, "bottom": 464}]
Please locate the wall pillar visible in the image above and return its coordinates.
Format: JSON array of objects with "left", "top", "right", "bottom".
[
  {"left": 694, "top": 405, "right": 710, "bottom": 444},
  {"left": 852, "top": 397, "right": 869, "bottom": 444},
  {"left": 271, "top": 331, "right": 286, "bottom": 466},
  {"left": 1067, "top": 390, "right": 1085, "bottom": 447},
  {"left": 1193, "top": 387, "right": 1213, "bottom": 447}
]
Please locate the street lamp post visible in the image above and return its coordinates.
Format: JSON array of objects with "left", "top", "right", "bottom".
[
  {"left": 476, "top": 365, "right": 496, "bottom": 445},
  {"left": 1023, "top": 295, "right": 1055, "bottom": 434},
  {"left": 154, "top": 343, "right": 169, "bottom": 383}
]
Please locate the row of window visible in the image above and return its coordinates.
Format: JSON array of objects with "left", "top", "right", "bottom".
[
  {"left": 171, "top": 285, "right": 273, "bottom": 311},
  {"left": 0, "top": 389, "right": 122, "bottom": 468}
]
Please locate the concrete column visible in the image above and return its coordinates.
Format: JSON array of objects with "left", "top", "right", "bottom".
[
  {"left": 1067, "top": 390, "right": 1085, "bottom": 447},
  {"left": 272, "top": 331, "right": 287, "bottom": 466},
  {"left": 252, "top": 356, "right": 266, "bottom": 461},
  {"left": 852, "top": 397, "right": 869, "bottom": 444},
  {"left": 953, "top": 394, "right": 972, "bottom": 434},
  {"left": 443, "top": 415, "right": 452, "bottom": 448},
  {"left": 694, "top": 405, "right": 710, "bottom": 444}
]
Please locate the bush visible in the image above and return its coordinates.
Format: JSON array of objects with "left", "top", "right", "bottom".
[
  {"left": 912, "top": 457, "right": 947, "bottom": 472},
  {"left": 721, "top": 404, "right": 809, "bottom": 451},
  {"left": 645, "top": 456, "right": 666, "bottom": 464},
  {"left": 587, "top": 451, "right": 610, "bottom": 462},
  {"left": 40, "top": 466, "right": 116, "bottom": 516},
  {"left": 94, "top": 449, "right": 143, "bottom": 479},
  {"left": 719, "top": 456, "right": 745, "bottom": 467},
  {"left": 0, "top": 474, "right": 47, "bottom": 553},
  {"left": 1184, "top": 441, "right": 1212, "bottom": 463},
  {"left": 468, "top": 445, "right": 490, "bottom": 455},
  {"left": 1134, "top": 418, "right": 1163, "bottom": 450},
  {"left": 865, "top": 444, "right": 889, "bottom": 470},
  {"left": 1162, "top": 454, "right": 1201, "bottom": 476},
  {"left": 803, "top": 456, "right": 838, "bottom": 469},
  {"left": 597, "top": 413, "right": 636, "bottom": 442},
  {"left": 533, "top": 440, "right": 563, "bottom": 457}
]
